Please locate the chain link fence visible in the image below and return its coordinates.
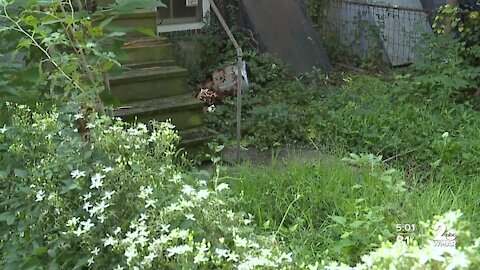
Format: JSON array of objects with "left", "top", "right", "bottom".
[{"left": 319, "top": 0, "right": 434, "bottom": 66}]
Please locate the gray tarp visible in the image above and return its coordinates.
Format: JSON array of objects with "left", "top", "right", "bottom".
[{"left": 240, "top": 0, "right": 332, "bottom": 74}]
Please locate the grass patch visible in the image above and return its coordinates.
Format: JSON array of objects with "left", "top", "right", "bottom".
[{"left": 224, "top": 156, "right": 480, "bottom": 265}]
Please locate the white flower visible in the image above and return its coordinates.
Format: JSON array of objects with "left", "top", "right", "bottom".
[
  {"left": 102, "top": 166, "right": 114, "bottom": 173},
  {"left": 216, "top": 183, "right": 230, "bottom": 192},
  {"left": 102, "top": 190, "right": 115, "bottom": 200},
  {"left": 169, "top": 174, "right": 181, "bottom": 183},
  {"left": 66, "top": 217, "right": 80, "bottom": 227},
  {"left": 207, "top": 105, "right": 215, "bottom": 113},
  {"left": 83, "top": 201, "right": 92, "bottom": 211},
  {"left": 81, "top": 219, "right": 95, "bottom": 232},
  {"left": 0, "top": 126, "right": 8, "bottom": 134},
  {"left": 83, "top": 192, "right": 92, "bottom": 201},
  {"left": 446, "top": 251, "right": 470, "bottom": 270},
  {"left": 138, "top": 186, "right": 153, "bottom": 199},
  {"left": 196, "top": 189, "right": 210, "bottom": 200},
  {"left": 87, "top": 256, "right": 94, "bottom": 266},
  {"left": 182, "top": 184, "right": 195, "bottom": 195},
  {"left": 113, "top": 227, "right": 122, "bottom": 235},
  {"left": 73, "top": 226, "right": 84, "bottom": 237},
  {"left": 442, "top": 132, "right": 449, "bottom": 138},
  {"left": 215, "top": 248, "right": 229, "bottom": 258},
  {"left": 124, "top": 245, "right": 138, "bottom": 264},
  {"left": 166, "top": 245, "right": 193, "bottom": 257},
  {"left": 185, "top": 214, "right": 196, "bottom": 221},
  {"left": 103, "top": 236, "right": 117, "bottom": 247},
  {"left": 145, "top": 199, "right": 156, "bottom": 209},
  {"left": 227, "top": 252, "right": 239, "bottom": 262},
  {"left": 35, "top": 190, "right": 45, "bottom": 202},
  {"left": 71, "top": 170, "right": 86, "bottom": 179},
  {"left": 90, "top": 173, "right": 105, "bottom": 189},
  {"left": 418, "top": 245, "right": 446, "bottom": 264},
  {"left": 74, "top": 113, "right": 84, "bottom": 120},
  {"left": 178, "top": 229, "right": 189, "bottom": 239},
  {"left": 86, "top": 123, "right": 95, "bottom": 129},
  {"left": 160, "top": 224, "right": 170, "bottom": 233},
  {"left": 144, "top": 252, "right": 158, "bottom": 263},
  {"left": 91, "top": 247, "right": 100, "bottom": 256},
  {"left": 198, "top": 180, "right": 207, "bottom": 186},
  {"left": 194, "top": 252, "right": 208, "bottom": 264},
  {"left": 234, "top": 236, "right": 248, "bottom": 248}
]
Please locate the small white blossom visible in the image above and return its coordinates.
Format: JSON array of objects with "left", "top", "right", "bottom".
[
  {"left": 185, "top": 214, "right": 196, "bottom": 221},
  {"left": 124, "top": 245, "right": 138, "bottom": 264},
  {"left": 182, "top": 185, "right": 195, "bottom": 195},
  {"left": 215, "top": 248, "right": 229, "bottom": 258},
  {"left": 90, "top": 173, "right": 105, "bottom": 189},
  {"left": 160, "top": 224, "right": 170, "bottom": 233},
  {"left": 66, "top": 217, "right": 80, "bottom": 227},
  {"left": 0, "top": 126, "right": 8, "bottom": 134},
  {"left": 91, "top": 247, "right": 100, "bottom": 256},
  {"left": 102, "top": 166, "right": 114, "bottom": 173},
  {"left": 216, "top": 183, "right": 230, "bottom": 192},
  {"left": 74, "top": 113, "right": 84, "bottom": 120},
  {"left": 102, "top": 190, "right": 115, "bottom": 200},
  {"left": 103, "top": 236, "right": 117, "bottom": 247},
  {"left": 196, "top": 189, "right": 210, "bottom": 200},
  {"left": 145, "top": 199, "right": 156, "bottom": 209},
  {"left": 71, "top": 170, "right": 86, "bottom": 179},
  {"left": 83, "top": 192, "right": 92, "bottom": 201},
  {"left": 166, "top": 245, "right": 193, "bottom": 257},
  {"left": 113, "top": 227, "right": 122, "bottom": 235},
  {"left": 138, "top": 186, "right": 153, "bottom": 199},
  {"left": 81, "top": 219, "right": 95, "bottom": 232},
  {"left": 87, "top": 257, "right": 94, "bottom": 266},
  {"left": 86, "top": 123, "right": 95, "bottom": 129},
  {"left": 35, "top": 190, "right": 45, "bottom": 202}
]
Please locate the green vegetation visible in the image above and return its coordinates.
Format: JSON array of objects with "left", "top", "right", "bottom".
[
  {"left": 1, "top": 0, "right": 480, "bottom": 269},
  {"left": 227, "top": 155, "right": 480, "bottom": 265}
]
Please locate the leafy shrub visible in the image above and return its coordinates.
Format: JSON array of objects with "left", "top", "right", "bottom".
[
  {"left": 308, "top": 74, "right": 480, "bottom": 177},
  {"left": 321, "top": 211, "right": 480, "bottom": 270},
  {"left": 0, "top": 103, "right": 293, "bottom": 269}
]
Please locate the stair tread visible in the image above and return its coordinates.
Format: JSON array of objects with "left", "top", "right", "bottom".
[
  {"left": 114, "top": 94, "right": 203, "bottom": 117},
  {"left": 110, "top": 66, "right": 187, "bottom": 81},
  {"left": 123, "top": 38, "right": 171, "bottom": 48},
  {"left": 179, "top": 127, "right": 217, "bottom": 146}
]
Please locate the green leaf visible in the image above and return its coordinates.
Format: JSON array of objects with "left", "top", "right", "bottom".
[
  {"left": 136, "top": 26, "right": 156, "bottom": 37},
  {"left": 14, "top": 168, "right": 28, "bottom": 179},
  {"left": 0, "top": 212, "right": 15, "bottom": 225},
  {"left": 331, "top": 215, "right": 347, "bottom": 225}
]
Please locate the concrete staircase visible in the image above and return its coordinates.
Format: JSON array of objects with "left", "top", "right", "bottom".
[{"left": 100, "top": 7, "right": 215, "bottom": 155}]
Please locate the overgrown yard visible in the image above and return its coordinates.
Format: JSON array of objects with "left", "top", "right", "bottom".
[{"left": 1, "top": 1, "right": 480, "bottom": 269}]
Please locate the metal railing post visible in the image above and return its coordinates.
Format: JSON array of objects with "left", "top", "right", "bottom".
[{"left": 209, "top": 0, "right": 244, "bottom": 163}]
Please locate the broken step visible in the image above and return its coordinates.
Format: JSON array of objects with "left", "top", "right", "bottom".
[
  {"left": 109, "top": 66, "right": 188, "bottom": 103},
  {"left": 113, "top": 94, "right": 204, "bottom": 130}
]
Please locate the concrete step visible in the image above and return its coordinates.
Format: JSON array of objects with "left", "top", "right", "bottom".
[
  {"left": 124, "top": 60, "right": 176, "bottom": 69},
  {"left": 178, "top": 127, "right": 217, "bottom": 159},
  {"left": 113, "top": 94, "right": 204, "bottom": 130},
  {"left": 103, "top": 11, "right": 157, "bottom": 37},
  {"left": 109, "top": 66, "right": 188, "bottom": 103},
  {"left": 119, "top": 38, "right": 175, "bottom": 67},
  {"left": 179, "top": 127, "right": 217, "bottom": 148}
]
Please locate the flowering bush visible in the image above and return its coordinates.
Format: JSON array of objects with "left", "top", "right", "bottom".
[
  {"left": 0, "top": 103, "right": 292, "bottom": 269},
  {"left": 317, "top": 210, "right": 480, "bottom": 270}
]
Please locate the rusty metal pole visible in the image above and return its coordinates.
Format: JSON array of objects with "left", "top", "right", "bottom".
[{"left": 209, "top": 0, "right": 243, "bottom": 163}]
